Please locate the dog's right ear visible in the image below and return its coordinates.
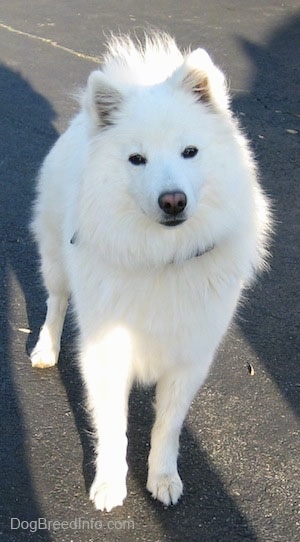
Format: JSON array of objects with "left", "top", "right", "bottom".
[{"left": 84, "top": 71, "right": 122, "bottom": 128}]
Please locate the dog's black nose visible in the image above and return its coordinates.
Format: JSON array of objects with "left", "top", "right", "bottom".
[{"left": 158, "top": 191, "right": 187, "bottom": 216}]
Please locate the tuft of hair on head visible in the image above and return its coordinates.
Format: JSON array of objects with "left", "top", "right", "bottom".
[
  {"left": 83, "top": 31, "right": 230, "bottom": 129},
  {"left": 101, "top": 30, "right": 184, "bottom": 86}
]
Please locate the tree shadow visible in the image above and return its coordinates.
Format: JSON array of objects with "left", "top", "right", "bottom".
[
  {"left": 0, "top": 65, "right": 56, "bottom": 540},
  {"left": 232, "top": 14, "right": 300, "bottom": 416}
]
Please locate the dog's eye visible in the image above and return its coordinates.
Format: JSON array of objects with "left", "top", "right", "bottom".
[
  {"left": 182, "top": 146, "right": 198, "bottom": 159},
  {"left": 128, "top": 153, "right": 147, "bottom": 166}
]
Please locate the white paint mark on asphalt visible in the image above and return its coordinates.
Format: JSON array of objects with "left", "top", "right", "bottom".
[{"left": 0, "top": 22, "right": 100, "bottom": 63}]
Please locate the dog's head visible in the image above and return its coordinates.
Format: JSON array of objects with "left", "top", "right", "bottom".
[{"left": 78, "top": 35, "right": 264, "bottom": 269}]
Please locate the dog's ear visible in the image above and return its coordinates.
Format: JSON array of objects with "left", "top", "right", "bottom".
[
  {"left": 173, "top": 49, "right": 229, "bottom": 111},
  {"left": 84, "top": 71, "right": 122, "bottom": 127}
]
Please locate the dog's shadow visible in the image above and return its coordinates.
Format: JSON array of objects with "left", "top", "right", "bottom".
[{"left": 56, "top": 318, "right": 95, "bottom": 491}]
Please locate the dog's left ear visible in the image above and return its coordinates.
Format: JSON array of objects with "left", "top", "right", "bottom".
[{"left": 172, "top": 49, "right": 229, "bottom": 111}]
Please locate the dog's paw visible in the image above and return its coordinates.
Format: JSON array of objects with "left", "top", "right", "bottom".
[
  {"left": 89, "top": 476, "right": 127, "bottom": 512},
  {"left": 30, "top": 344, "right": 58, "bottom": 368},
  {"left": 147, "top": 472, "right": 183, "bottom": 506}
]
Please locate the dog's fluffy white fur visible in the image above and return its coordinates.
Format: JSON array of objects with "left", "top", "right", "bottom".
[{"left": 30, "top": 32, "right": 271, "bottom": 511}]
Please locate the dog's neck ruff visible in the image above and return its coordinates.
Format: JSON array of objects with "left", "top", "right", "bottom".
[{"left": 70, "top": 232, "right": 214, "bottom": 265}]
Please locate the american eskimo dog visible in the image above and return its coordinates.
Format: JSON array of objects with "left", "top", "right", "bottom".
[{"left": 30, "top": 32, "right": 271, "bottom": 511}]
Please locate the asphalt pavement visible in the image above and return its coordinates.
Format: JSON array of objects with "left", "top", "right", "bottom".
[{"left": 0, "top": 1, "right": 299, "bottom": 541}]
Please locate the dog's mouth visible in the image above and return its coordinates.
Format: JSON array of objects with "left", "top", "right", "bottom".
[{"left": 159, "top": 218, "right": 187, "bottom": 227}]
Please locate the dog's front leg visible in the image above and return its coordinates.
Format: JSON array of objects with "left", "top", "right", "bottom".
[
  {"left": 31, "top": 293, "right": 68, "bottom": 368},
  {"left": 147, "top": 364, "right": 208, "bottom": 506},
  {"left": 80, "top": 327, "right": 133, "bottom": 512}
]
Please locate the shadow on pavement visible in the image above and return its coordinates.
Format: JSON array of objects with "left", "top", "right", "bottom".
[
  {"left": 0, "top": 66, "right": 56, "bottom": 540},
  {"left": 233, "top": 14, "right": 300, "bottom": 417}
]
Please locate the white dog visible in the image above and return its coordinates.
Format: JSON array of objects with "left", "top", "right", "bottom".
[{"left": 30, "top": 32, "right": 271, "bottom": 512}]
